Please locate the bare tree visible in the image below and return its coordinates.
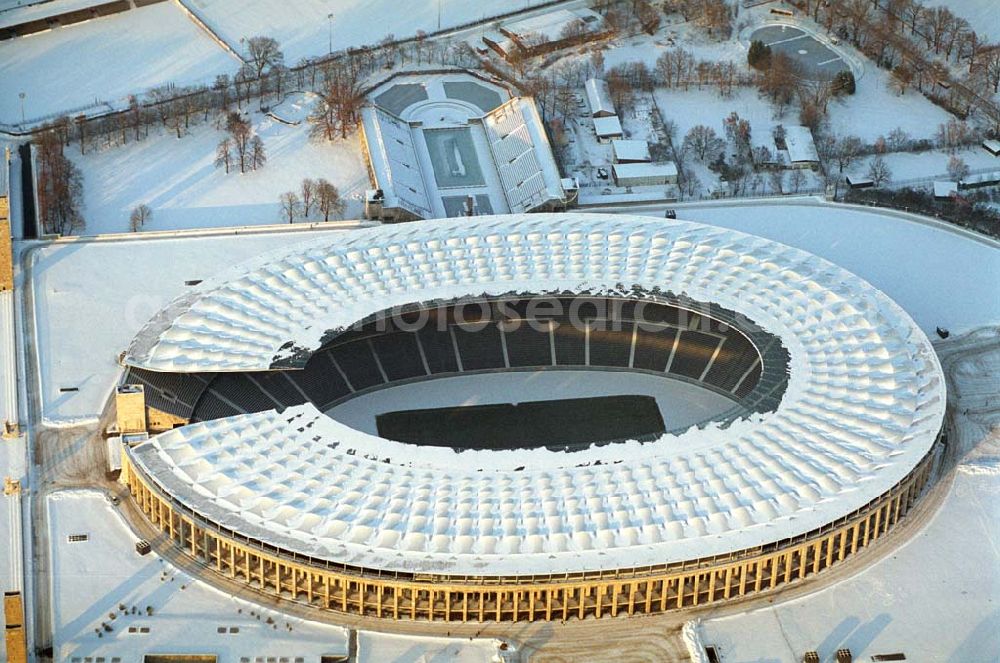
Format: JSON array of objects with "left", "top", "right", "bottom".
[
  {"left": 891, "top": 64, "right": 914, "bottom": 94},
  {"left": 887, "top": 127, "right": 910, "bottom": 151},
  {"left": 789, "top": 168, "right": 807, "bottom": 193},
  {"left": 36, "top": 126, "right": 85, "bottom": 235},
  {"left": 129, "top": 204, "right": 153, "bottom": 232},
  {"left": 682, "top": 125, "right": 724, "bottom": 161},
  {"left": 867, "top": 155, "right": 892, "bottom": 186},
  {"left": 768, "top": 169, "right": 784, "bottom": 195},
  {"left": 316, "top": 178, "right": 345, "bottom": 221},
  {"left": 279, "top": 191, "right": 301, "bottom": 223},
  {"left": 300, "top": 178, "right": 317, "bottom": 218},
  {"left": 215, "top": 137, "right": 233, "bottom": 174},
  {"left": 833, "top": 135, "right": 864, "bottom": 173},
  {"left": 946, "top": 155, "right": 970, "bottom": 181},
  {"left": 249, "top": 135, "right": 267, "bottom": 171},
  {"left": 226, "top": 112, "right": 252, "bottom": 172},
  {"left": 308, "top": 63, "right": 364, "bottom": 141},
  {"left": 246, "top": 36, "right": 284, "bottom": 79}
]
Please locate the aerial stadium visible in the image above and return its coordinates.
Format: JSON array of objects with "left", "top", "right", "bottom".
[{"left": 108, "top": 213, "right": 946, "bottom": 623}]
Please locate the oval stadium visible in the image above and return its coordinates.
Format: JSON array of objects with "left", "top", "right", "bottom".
[{"left": 109, "top": 213, "right": 946, "bottom": 623}]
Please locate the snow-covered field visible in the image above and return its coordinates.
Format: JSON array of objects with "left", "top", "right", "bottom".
[
  {"left": 827, "top": 68, "right": 954, "bottom": 143},
  {"left": 700, "top": 466, "right": 1000, "bottom": 662},
  {"left": 70, "top": 93, "right": 370, "bottom": 234},
  {"left": 48, "top": 489, "right": 349, "bottom": 663},
  {"left": 186, "top": 0, "right": 556, "bottom": 65},
  {"left": 0, "top": 0, "right": 557, "bottom": 125},
  {"left": 845, "top": 145, "right": 1000, "bottom": 185},
  {"left": 29, "top": 225, "right": 369, "bottom": 425},
  {"left": 0, "top": 2, "right": 237, "bottom": 126},
  {"left": 328, "top": 370, "right": 735, "bottom": 435},
  {"left": 943, "top": 0, "right": 1000, "bottom": 42},
  {"left": 685, "top": 201, "right": 1000, "bottom": 336}
]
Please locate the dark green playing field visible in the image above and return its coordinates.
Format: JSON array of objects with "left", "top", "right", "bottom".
[{"left": 376, "top": 395, "right": 665, "bottom": 451}]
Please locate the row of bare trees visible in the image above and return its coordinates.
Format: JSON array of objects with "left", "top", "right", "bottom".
[
  {"left": 279, "top": 178, "right": 345, "bottom": 223},
  {"left": 35, "top": 125, "right": 85, "bottom": 235},
  {"left": 215, "top": 112, "right": 266, "bottom": 174}
]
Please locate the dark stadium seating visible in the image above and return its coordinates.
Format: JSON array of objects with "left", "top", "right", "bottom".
[
  {"left": 632, "top": 327, "right": 677, "bottom": 373},
  {"left": 329, "top": 344, "right": 384, "bottom": 391},
  {"left": 453, "top": 323, "right": 504, "bottom": 371},
  {"left": 416, "top": 325, "right": 460, "bottom": 374},
  {"left": 588, "top": 323, "right": 632, "bottom": 368},
  {"left": 370, "top": 333, "right": 427, "bottom": 381},
  {"left": 503, "top": 321, "right": 553, "bottom": 367},
  {"left": 168, "top": 295, "right": 788, "bottom": 424},
  {"left": 668, "top": 330, "right": 720, "bottom": 380},
  {"left": 284, "top": 352, "right": 353, "bottom": 408}
]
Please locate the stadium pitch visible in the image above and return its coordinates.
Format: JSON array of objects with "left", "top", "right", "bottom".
[{"left": 375, "top": 394, "right": 666, "bottom": 450}]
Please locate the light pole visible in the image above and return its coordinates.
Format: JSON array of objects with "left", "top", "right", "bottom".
[
  {"left": 19, "top": 92, "right": 25, "bottom": 124},
  {"left": 327, "top": 13, "right": 333, "bottom": 55}
]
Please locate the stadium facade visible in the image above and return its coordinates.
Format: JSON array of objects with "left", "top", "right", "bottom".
[{"left": 111, "top": 213, "right": 946, "bottom": 622}]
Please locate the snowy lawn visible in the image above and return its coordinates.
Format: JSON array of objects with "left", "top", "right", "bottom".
[
  {"left": 826, "top": 65, "right": 954, "bottom": 144},
  {"left": 29, "top": 225, "right": 368, "bottom": 424},
  {"left": 186, "top": 0, "right": 556, "bottom": 65},
  {"left": 69, "top": 93, "right": 370, "bottom": 235},
  {"left": 844, "top": 146, "right": 1000, "bottom": 184},
  {"left": 654, "top": 87, "right": 779, "bottom": 145},
  {"left": 699, "top": 464, "right": 1000, "bottom": 663},
  {"left": 944, "top": 0, "right": 1000, "bottom": 42},
  {"left": 49, "top": 489, "right": 349, "bottom": 663},
  {"left": 0, "top": 2, "right": 237, "bottom": 125}
]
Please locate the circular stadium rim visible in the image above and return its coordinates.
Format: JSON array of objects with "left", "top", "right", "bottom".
[{"left": 118, "top": 212, "right": 946, "bottom": 579}]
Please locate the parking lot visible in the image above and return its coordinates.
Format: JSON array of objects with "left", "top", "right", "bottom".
[{"left": 751, "top": 25, "right": 849, "bottom": 81}]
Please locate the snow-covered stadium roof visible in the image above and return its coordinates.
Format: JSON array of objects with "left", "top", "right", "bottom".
[{"left": 124, "top": 213, "right": 945, "bottom": 575}]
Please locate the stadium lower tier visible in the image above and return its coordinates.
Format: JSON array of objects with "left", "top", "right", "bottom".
[
  {"left": 122, "top": 295, "right": 790, "bottom": 441},
  {"left": 119, "top": 441, "right": 938, "bottom": 622}
]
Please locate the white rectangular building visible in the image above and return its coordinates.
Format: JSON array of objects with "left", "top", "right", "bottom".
[
  {"left": 612, "top": 161, "right": 678, "bottom": 187},
  {"left": 611, "top": 139, "right": 651, "bottom": 164},
  {"left": 585, "top": 78, "right": 616, "bottom": 117},
  {"left": 783, "top": 125, "right": 819, "bottom": 168},
  {"left": 593, "top": 115, "right": 623, "bottom": 143},
  {"left": 983, "top": 139, "right": 1000, "bottom": 156}
]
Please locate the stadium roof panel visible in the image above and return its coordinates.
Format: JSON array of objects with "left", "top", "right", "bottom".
[{"left": 124, "top": 213, "right": 946, "bottom": 576}]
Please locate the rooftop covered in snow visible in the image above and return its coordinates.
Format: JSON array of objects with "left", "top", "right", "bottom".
[{"left": 123, "top": 213, "right": 945, "bottom": 576}]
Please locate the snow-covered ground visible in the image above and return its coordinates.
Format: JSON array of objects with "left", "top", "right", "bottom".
[
  {"left": 69, "top": 93, "right": 370, "bottom": 234},
  {"left": 685, "top": 201, "right": 1000, "bottom": 336},
  {"left": 48, "top": 489, "right": 349, "bottom": 663},
  {"left": 943, "top": 0, "right": 1000, "bottom": 42},
  {"left": 186, "top": 0, "right": 556, "bottom": 65},
  {"left": 845, "top": 145, "right": 1000, "bottom": 186},
  {"left": 29, "top": 225, "right": 369, "bottom": 425},
  {"left": 0, "top": 2, "right": 238, "bottom": 126},
  {"left": 357, "top": 631, "right": 514, "bottom": 663},
  {"left": 700, "top": 470, "right": 999, "bottom": 661},
  {"left": 0, "top": 0, "right": 559, "bottom": 125},
  {"left": 327, "top": 370, "right": 735, "bottom": 435}
]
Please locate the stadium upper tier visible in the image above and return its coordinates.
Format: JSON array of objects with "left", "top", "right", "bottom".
[{"left": 119, "top": 214, "right": 946, "bottom": 576}]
